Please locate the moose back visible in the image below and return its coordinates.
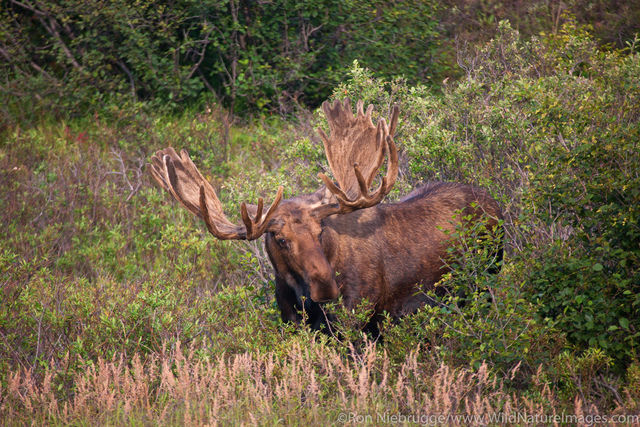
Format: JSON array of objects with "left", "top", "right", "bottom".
[{"left": 150, "top": 100, "right": 503, "bottom": 331}]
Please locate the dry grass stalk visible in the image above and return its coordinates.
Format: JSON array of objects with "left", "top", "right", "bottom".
[{"left": 1, "top": 340, "right": 618, "bottom": 425}]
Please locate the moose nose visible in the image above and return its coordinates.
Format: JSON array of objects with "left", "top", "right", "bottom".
[
  {"left": 302, "top": 245, "right": 339, "bottom": 302},
  {"left": 309, "top": 277, "right": 340, "bottom": 303}
]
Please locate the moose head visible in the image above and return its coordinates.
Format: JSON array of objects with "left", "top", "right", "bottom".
[{"left": 151, "top": 99, "right": 399, "bottom": 302}]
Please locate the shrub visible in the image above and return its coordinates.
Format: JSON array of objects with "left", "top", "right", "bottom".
[
  {"left": 329, "top": 21, "right": 639, "bottom": 369},
  {"left": 0, "top": 0, "right": 444, "bottom": 121}
]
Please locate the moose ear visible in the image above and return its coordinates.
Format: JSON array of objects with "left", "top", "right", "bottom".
[
  {"left": 318, "top": 186, "right": 337, "bottom": 205},
  {"left": 307, "top": 185, "right": 337, "bottom": 208}
]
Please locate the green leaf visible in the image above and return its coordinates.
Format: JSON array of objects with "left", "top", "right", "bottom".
[
  {"left": 592, "top": 263, "right": 603, "bottom": 272},
  {"left": 619, "top": 318, "right": 629, "bottom": 330}
]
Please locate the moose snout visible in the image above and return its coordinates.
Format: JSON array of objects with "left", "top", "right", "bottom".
[
  {"left": 306, "top": 259, "right": 340, "bottom": 303},
  {"left": 309, "top": 279, "right": 340, "bottom": 303}
]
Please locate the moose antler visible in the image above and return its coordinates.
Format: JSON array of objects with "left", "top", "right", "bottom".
[
  {"left": 315, "top": 99, "right": 399, "bottom": 216},
  {"left": 150, "top": 148, "right": 283, "bottom": 240}
]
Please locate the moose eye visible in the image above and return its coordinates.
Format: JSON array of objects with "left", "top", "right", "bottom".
[{"left": 276, "top": 238, "right": 288, "bottom": 248}]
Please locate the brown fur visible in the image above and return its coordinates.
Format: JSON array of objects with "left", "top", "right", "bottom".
[
  {"left": 150, "top": 101, "right": 503, "bottom": 332},
  {"left": 263, "top": 182, "right": 503, "bottom": 328}
]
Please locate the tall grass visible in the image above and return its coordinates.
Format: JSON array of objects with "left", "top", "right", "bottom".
[{"left": 3, "top": 340, "right": 631, "bottom": 425}]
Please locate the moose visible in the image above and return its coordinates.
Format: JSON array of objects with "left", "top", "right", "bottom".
[{"left": 150, "top": 99, "right": 503, "bottom": 332}]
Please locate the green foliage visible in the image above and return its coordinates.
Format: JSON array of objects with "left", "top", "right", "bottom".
[
  {"left": 550, "top": 348, "right": 617, "bottom": 405},
  {"left": 330, "top": 22, "right": 639, "bottom": 370},
  {"left": 3, "top": 0, "right": 638, "bottom": 123},
  {"left": 1, "top": 0, "right": 443, "bottom": 121},
  {"left": 439, "top": 0, "right": 640, "bottom": 51},
  {"left": 0, "top": 106, "right": 289, "bottom": 377},
  {"left": 381, "top": 214, "right": 562, "bottom": 376}
]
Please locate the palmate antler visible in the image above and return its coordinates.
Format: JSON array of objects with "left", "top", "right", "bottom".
[
  {"left": 150, "top": 100, "right": 398, "bottom": 237},
  {"left": 149, "top": 148, "right": 283, "bottom": 240},
  {"left": 315, "top": 99, "right": 399, "bottom": 216}
]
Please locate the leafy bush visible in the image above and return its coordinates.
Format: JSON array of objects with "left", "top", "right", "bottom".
[
  {"left": 379, "top": 214, "right": 562, "bottom": 378},
  {"left": 329, "top": 21, "right": 639, "bottom": 369},
  {"left": 1, "top": 0, "right": 444, "bottom": 122}
]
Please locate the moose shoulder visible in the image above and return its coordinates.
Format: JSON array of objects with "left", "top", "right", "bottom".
[{"left": 150, "top": 100, "right": 503, "bottom": 332}]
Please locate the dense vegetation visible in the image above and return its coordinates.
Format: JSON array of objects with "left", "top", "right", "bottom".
[
  {"left": 1, "top": 2, "right": 640, "bottom": 424},
  {"left": 1, "top": 0, "right": 443, "bottom": 119},
  {"left": 3, "top": 0, "right": 640, "bottom": 121}
]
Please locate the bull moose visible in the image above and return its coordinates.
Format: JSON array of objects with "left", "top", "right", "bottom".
[{"left": 150, "top": 99, "right": 503, "bottom": 332}]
